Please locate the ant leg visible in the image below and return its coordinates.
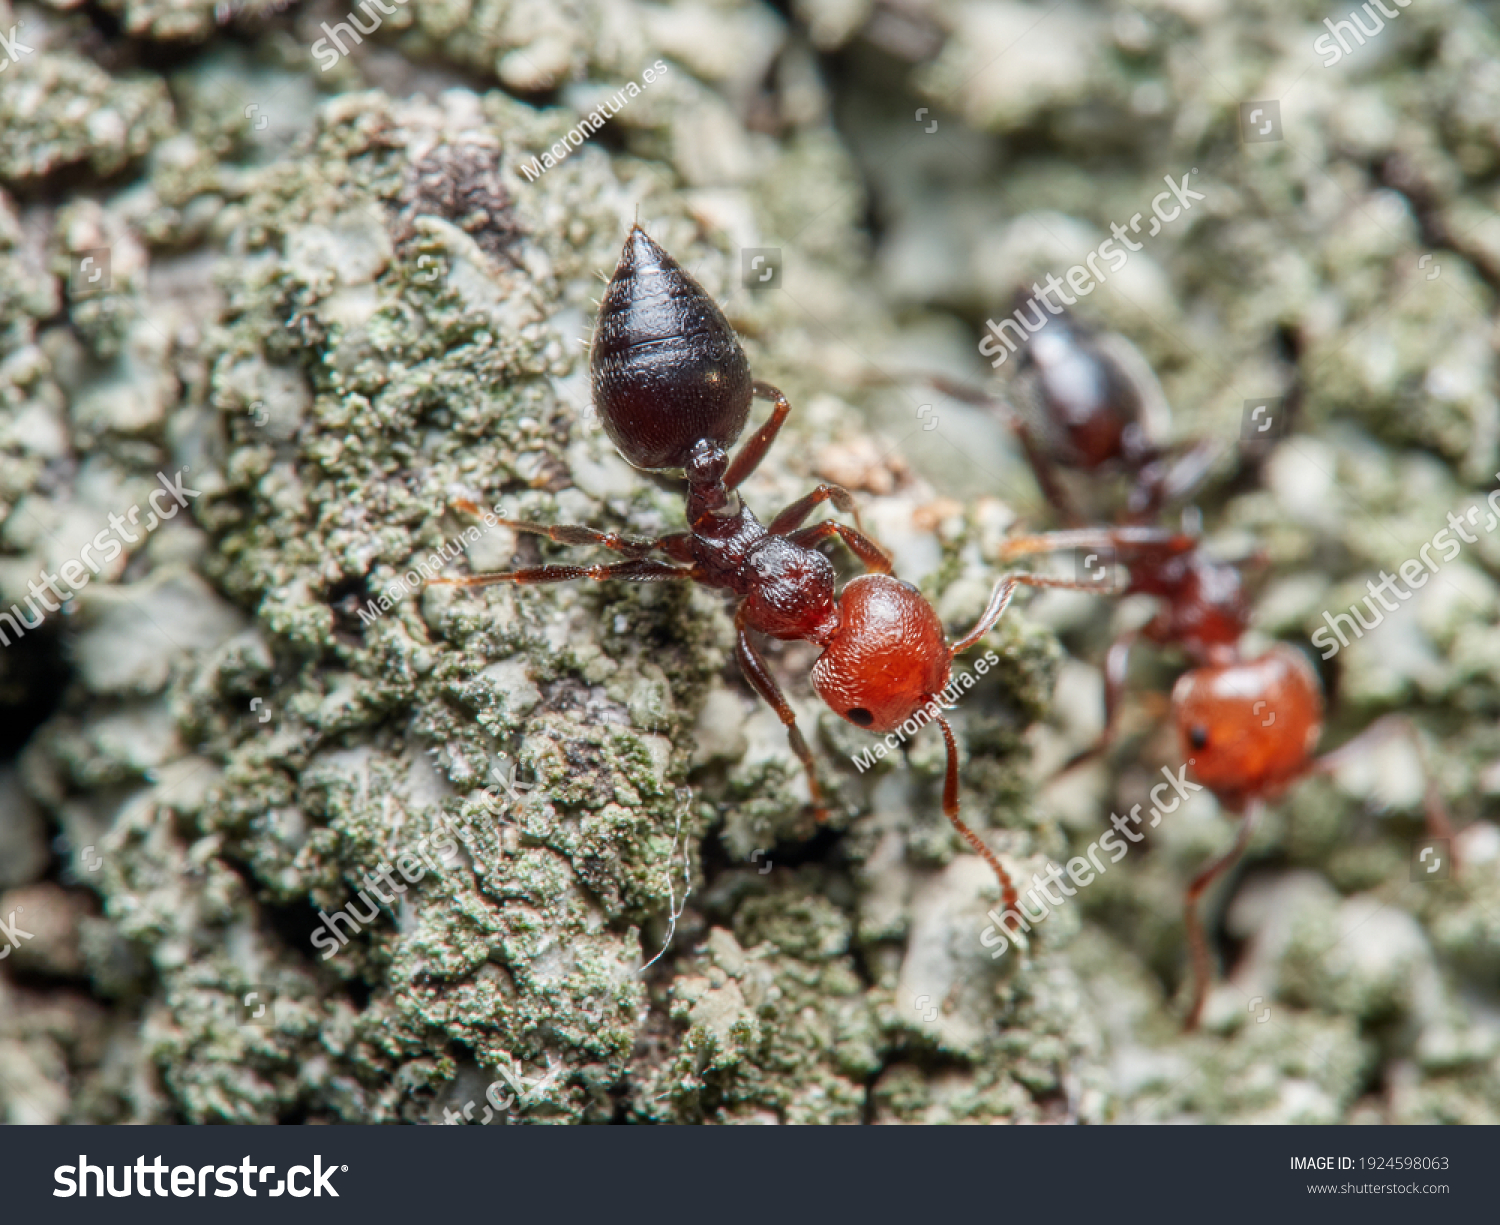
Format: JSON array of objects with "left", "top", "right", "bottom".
[
  {"left": 1309, "top": 713, "right": 1455, "bottom": 852},
  {"left": 724, "top": 381, "right": 792, "bottom": 491},
  {"left": 497, "top": 518, "right": 660, "bottom": 557},
  {"left": 1126, "top": 439, "right": 1222, "bottom": 521},
  {"left": 448, "top": 498, "right": 667, "bottom": 558},
  {"left": 429, "top": 558, "right": 692, "bottom": 590},
  {"left": 921, "top": 375, "right": 1083, "bottom": 526},
  {"left": 785, "top": 520, "right": 893, "bottom": 575},
  {"left": 935, "top": 714, "right": 1018, "bottom": 911},
  {"left": 949, "top": 570, "right": 1117, "bottom": 656},
  {"left": 1057, "top": 629, "right": 1139, "bottom": 776},
  {"left": 1183, "top": 801, "right": 1261, "bottom": 1031},
  {"left": 996, "top": 525, "right": 1193, "bottom": 565},
  {"left": 654, "top": 532, "right": 695, "bottom": 564},
  {"left": 734, "top": 611, "right": 829, "bottom": 821},
  {"left": 768, "top": 483, "right": 867, "bottom": 536}
]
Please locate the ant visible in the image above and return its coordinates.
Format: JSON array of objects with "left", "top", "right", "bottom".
[
  {"left": 924, "top": 307, "right": 1217, "bottom": 526},
  {"left": 979, "top": 320, "right": 1455, "bottom": 1030},
  {"left": 429, "top": 226, "right": 1109, "bottom": 911}
]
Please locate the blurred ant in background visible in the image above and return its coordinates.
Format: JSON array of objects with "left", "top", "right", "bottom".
[
  {"left": 913, "top": 306, "right": 1453, "bottom": 1027},
  {"left": 432, "top": 228, "right": 1111, "bottom": 912}
]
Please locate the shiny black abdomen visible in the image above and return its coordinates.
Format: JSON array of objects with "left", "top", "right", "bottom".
[{"left": 590, "top": 227, "right": 753, "bottom": 471}]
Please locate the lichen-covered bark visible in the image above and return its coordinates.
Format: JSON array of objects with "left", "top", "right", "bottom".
[{"left": 1, "top": 0, "right": 1497, "bottom": 1126}]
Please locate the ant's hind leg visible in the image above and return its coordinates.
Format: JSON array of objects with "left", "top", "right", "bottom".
[
  {"left": 734, "top": 613, "right": 830, "bottom": 821},
  {"left": 429, "top": 558, "right": 692, "bottom": 591},
  {"left": 724, "top": 382, "right": 792, "bottom": 491},
  {"left": 769, "top": 483, "right": 868, "bottom": 536},
  {"left": 786, "top": 520, "right": 893, "bottom": 575},
  {"left": 1183, "top": 801, "right": 1261, "bottom": 1031}
]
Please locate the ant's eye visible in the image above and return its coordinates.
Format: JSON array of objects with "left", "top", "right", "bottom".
[
  {"left": 847, "top": 708, "right": 874, "bottom": 727},
  {"left": 1188, "top": 726, "right": 1209, "bottom": 750}
]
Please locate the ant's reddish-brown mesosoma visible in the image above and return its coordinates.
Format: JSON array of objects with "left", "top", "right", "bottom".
[{"left": 431, "top": 226, "right": 1109, "bottom": 909}]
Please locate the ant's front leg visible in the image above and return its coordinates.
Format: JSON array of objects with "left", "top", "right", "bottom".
[
  {"left": 734, "top": 609, "right": 830, "bottom": 821},
  {"left": 723, "top": 381, "right": 792, "bottom": 491},
  {"left": 768, "top": 482, "right": 868, "bottom": 536},
  {"left": 950, "top": 570, "right": 1120, "bottom": 655},
  {"left": 447, "top": 497, "right": 665, "bottom": 559},
  {"left": 996, "top": 524, "right": 1194, "bottom": 566},
  {"left": 785, "top": 520, "right": 892, "bottom": 575}
]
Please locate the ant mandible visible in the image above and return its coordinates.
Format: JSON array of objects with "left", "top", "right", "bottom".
[{"left": 431, "top": 226, "right": 1106, "bottom": 909}]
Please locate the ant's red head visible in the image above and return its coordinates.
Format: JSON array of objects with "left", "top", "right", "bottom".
[
  {"left": 590, "top": 226, "right": 754, "bottom": 471},
  {"left": 812, "top": 575, "right": 951, "bottom": 734},
  {"left": 1172, "top": 644, "right": 1324, "bottom": 804}
]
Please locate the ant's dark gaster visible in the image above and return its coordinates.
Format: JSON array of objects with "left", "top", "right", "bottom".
[{"left": 431, "top": 225, "right": 1110, "bottom": 910}]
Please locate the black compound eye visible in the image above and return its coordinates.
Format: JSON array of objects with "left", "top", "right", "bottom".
[
  {"left": 847, "top": 708, "right": 874, "bottom": 728},
  {"left": 1188, "top": 725, "right": 1209, "bottom": 750}
]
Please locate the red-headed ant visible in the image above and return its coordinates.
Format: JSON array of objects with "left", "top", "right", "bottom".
[
  {"left": 982, "top": 322, "right": 1455, "bottom": 1028},
  {"left": 430, "top": 226, "right": 1111, "bottom": 910}
]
